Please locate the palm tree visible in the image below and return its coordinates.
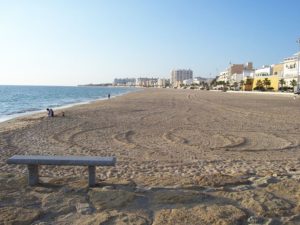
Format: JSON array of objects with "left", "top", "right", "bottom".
[
  {"left": 263, "top": 78, "right": 271, "bottom": 90},
  {"left": 240, "top": 80, "right": 245, "bottom": 90},
  {"left": 279, "top": 79, "right": 285, "bottom": 91},
  {"left": 210, "top": 78, "right": 217, "bottom": 87},
  {"left": 290, "top": 79, "right": 297, "bottom": 91},
  {"left": 255, "top": 80, "right": 264, "bottom": 91}
]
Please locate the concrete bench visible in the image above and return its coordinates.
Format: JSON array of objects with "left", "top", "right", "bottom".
[{"left": 7, "top": 155, "right": 116, "bottom": 187}]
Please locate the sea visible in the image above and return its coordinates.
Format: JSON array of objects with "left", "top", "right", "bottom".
[{"left": 0, "top": 85, "right": 137, "bottom": 122}]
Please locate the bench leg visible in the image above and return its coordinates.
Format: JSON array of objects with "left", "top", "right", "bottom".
[
  {"left": 28, "top": 165, "right": 39, "bottom": 186},
  {"left": 88, "top": 166, "right": 96, "bottom": 187}
]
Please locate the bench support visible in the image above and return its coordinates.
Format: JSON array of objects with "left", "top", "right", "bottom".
[
  {"left": 28, "top": 164, "right": 39, "bottom": 186},
  {"left": 88, "top": 166, "right": 96, "bottom": 187}
]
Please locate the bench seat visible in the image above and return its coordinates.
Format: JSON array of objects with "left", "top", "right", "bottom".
[{"left": 7, "top": 155, "right": 116, "bottom": 187}]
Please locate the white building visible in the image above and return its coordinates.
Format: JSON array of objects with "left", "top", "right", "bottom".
[
  {"left": 194, "top": 77, "right": 209, "bottom": 83},
  {"left": 171, "top": 69, "right": 193, "bottom": 87},
  {"left": 229, "top": 73, "right": 243, "bottom": 84},
  {"left": 217, "top": 71, "right": 229, "bottom": 83},
  {"left": 136, "top": 78, "right": 158, "bottom": 87},
  {"left": 113, "top": 78, "right": 136, "bottom": 86},
  {"left": 254, "top": 65, "right": 273, "bottom": 78},
  {"left": 182, "top": 79, "right": 194, "bottom": 85},
  {"left": 157, "top": 79, "right": 169, "bottom": 88},
  {"left": 283, "top": 52, "right": 299, "bottom": 87},
  {"left": 217, "top": 62, "right": 254, "bottom": 85}
]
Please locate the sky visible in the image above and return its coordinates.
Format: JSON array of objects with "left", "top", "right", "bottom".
[{"left": 0, "top": 0, "right": 300, "bottom": 86}]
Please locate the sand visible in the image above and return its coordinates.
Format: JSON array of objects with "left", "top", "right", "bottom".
[{"left": 1, "top": 89, "right": 300, "bottom": 224}]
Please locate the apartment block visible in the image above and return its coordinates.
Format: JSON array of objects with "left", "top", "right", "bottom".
[{"left": 171, "top": 69, "right": 193, "bottom": 87}]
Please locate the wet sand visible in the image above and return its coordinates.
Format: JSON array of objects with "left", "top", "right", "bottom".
[{"left": 1, "top": 89, "right": 300, "bottom": 224}]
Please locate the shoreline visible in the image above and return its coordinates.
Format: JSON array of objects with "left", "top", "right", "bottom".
[{"left": 0, "top": 87, "right": 140, "bottom": 125}]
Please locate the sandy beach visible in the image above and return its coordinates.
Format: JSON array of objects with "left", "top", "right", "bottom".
[{"left": 1, "top": 89, "right": 300, "bottom": 224}]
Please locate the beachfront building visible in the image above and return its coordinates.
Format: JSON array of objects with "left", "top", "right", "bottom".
[
  {"left": 255, "top": 65, "right": 273, "bottom": 77},
  {"left": 228, "top": 73, "right": 244, "bottom": 86},
  {"left": 136, "top": 77, "right": 158, "bottom": 87},
  {"left": 182, "top": 77, "right": 210, "bottom": 88},
  {"left": 217, "top": 62, "right": 254, "bottom": 90},
  {"left": 252, "top": 65, "right": 279, "bottom": 91},
  {"left": 113, "top": 78, "right": 136, "bottom": 86},
  {"left": 171, "top": 69, "right": 193, "bottom": 87},
  {"left": 182, "top": 79, "right": 194, "bottom": 86},
  {"left": 217, "top": 71, "right": 229, "bottom": 83},
  {"left": 283, "top": 52, "right": 299, "bottom": 89},
  {"left": 273, "top": 63, "right": 284, "bottom": 90},
  {"left": 273, "top": 63, "right": 284, "bottom": 77},
  {"left": 157, "top": 78, "right": 170, "bottom": 88}
]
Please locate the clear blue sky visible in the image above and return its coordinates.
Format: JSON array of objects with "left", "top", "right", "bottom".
[{"left": 0, "top": 0, "right": 299, "bottom": 85}]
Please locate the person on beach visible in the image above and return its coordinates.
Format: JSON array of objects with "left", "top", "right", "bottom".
[
  {"left": 108, "top": 93, "right": 111, "bottom": 99},
  {"left": 46, "top": 108, "right": 54, "bottom": 117},
  {"left": 50, "top": 109, "right": 54, "bottom": 117},
  {"left": 46, "top": 108, "right": 51, "bottom": 117}
]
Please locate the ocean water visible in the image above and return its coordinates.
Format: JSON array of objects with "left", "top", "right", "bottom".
[{"left": 0, "top": 85, "right": 137, "bottom": 122}]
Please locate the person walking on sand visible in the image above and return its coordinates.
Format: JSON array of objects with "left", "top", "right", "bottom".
[{"left": 108, "top": 93, "right": 110, "bottom": 99}]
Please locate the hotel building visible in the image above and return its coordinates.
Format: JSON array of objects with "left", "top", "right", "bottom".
[{"left": 171, "top": 69, "right": 193, "bottom": 87}]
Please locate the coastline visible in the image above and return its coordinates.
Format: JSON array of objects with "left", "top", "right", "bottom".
[
  {"left": 1, "top": 88, "right": 300, "bottom": 224},
  {"left": 0, "top": 87, "right": 140, "bottom": 132}
]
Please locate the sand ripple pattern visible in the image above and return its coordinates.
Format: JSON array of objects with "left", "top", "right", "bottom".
[{"left": 163, "top": 127, "right": 297, "bottom": 152}]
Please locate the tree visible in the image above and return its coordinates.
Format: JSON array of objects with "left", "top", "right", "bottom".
[
  {"left": 255, "top": 80, "right": 264, "bottom": 91},
  {"left": 239, "top": 80, "right": 245, "bottom": 91},
  {"left": 210, "top": 78, "right": 217, "bottom": 87},
  {"left": 279, "top": 79, "right": 286, "bottom": 91},
  {"left": 290, "top": 79, "right": 297, "bottom": 90},
  {"left": 204, "top": 82, "right": 209, "bottom": 90},
  {"left": 263, "top": 78, "right": 271, "bottom": 90}
]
